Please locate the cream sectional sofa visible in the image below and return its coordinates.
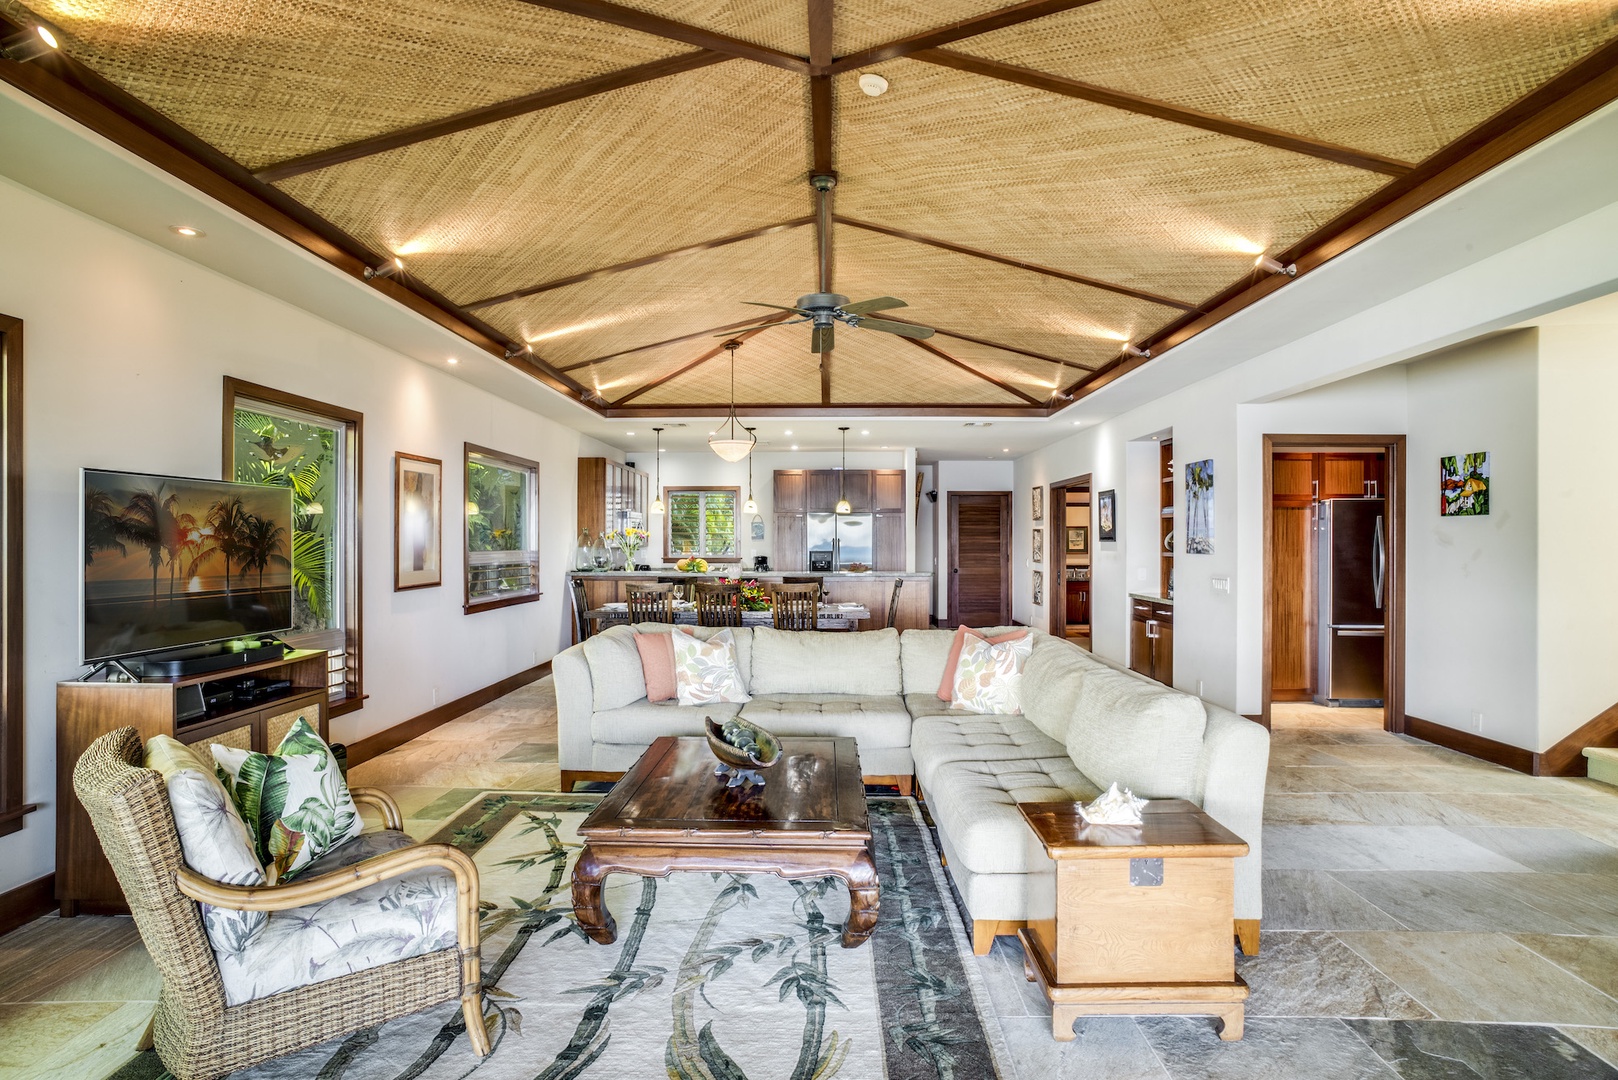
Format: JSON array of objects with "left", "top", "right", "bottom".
[{"left": 552, "top": 622, "right": 1269, "bottom": 955}]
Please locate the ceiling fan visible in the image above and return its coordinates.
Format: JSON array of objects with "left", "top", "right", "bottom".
[{"left": 723, "top": 293, "right": 935, "bottom": 353}]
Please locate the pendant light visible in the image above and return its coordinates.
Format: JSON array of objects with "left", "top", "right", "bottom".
[
  {"left": 707, "top": 340, "right": 757, "bottom": 462},
  {"left": 742, "top": 427, "right": 758, "bottom": 514},
  {"left": 650, "top": 427, "right": 665, "bottom": 514},
  {"left": 835, "top": 426, "right": 852, "bottom": 514}
]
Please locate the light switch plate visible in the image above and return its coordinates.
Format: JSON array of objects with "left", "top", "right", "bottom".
[{"left": 1211, "top": 576, "right": 1231, "bottom": 593}]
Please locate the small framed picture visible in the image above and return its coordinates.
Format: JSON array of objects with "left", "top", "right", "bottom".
[
  {"left": 395, "top": 452, "right": 443, "bottom": 590},
  {"left": 1032, "top": 528, "right": 1044, "bottom": 563},
  {"left": 1032, "top": 569, "right": 1044, "bottom": 606},
  {"left": 1032, "top": 485, "right": 1044, "bottom": 522},
  {"left": 1097, "top": 489, "right": 1117, "bottom": 541},
  {"left": 1066, "top": 525, "right": 1089, "bottom": 554}
]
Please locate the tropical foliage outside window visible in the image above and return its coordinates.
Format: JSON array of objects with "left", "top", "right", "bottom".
[
  {"left": 228, "top": 381, "right": 362, "bottom": 712},
  {"left": 665, "top": 489, "right": 738, "bottom": 561},
  {"left": 466, "top": 444, "right": 540, "bottom": 612}
]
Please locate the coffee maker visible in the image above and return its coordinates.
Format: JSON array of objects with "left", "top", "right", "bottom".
[{"left": 753, "top": 555, "right": 770, "bottom": 572}]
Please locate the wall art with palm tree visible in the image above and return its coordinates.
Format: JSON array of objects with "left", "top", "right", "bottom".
[
  {"left": 82, "top": 469, "right": 293, "bottom": 662},
  {"left": 1440, "top": 452, "right": 1490, "bottom": 516},
  {"left": 1185, "top": 459, "right": 1215, "bottom": 554}
]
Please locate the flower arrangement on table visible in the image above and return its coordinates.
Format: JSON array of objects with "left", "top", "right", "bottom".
[
  {"left": 606, "top": 527, "right": 648, "bottom": 567},
  {"left": 720, "top": 577, "right": 773, "bottom": 611}
]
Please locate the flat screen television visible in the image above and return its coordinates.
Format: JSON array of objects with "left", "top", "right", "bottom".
[{"left": 82, "top": 468, "right": 295, "bottom": 663}]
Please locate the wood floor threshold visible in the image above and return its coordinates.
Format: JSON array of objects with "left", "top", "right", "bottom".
[{"left": 346, "top": 662, "right": 551, "bottom": 767}]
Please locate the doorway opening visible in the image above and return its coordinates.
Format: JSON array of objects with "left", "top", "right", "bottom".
[
  {"left": 1047, "top": 474, "right": 1092, "bottom": 649},
  {"left": 1262, "top": 435, "right": 1406, "bottom": 733},
  {"left": 947, "top": 491, "right": 1011, "bottom": 628}
]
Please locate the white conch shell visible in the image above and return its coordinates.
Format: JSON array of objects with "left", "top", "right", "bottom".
[{"left": 1077, "top": 782, "right": 1148, "bottom": 825}]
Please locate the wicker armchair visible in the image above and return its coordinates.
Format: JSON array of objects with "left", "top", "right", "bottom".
[{"left": 72, "top": 727, "right": 490, "bottom": 1080}]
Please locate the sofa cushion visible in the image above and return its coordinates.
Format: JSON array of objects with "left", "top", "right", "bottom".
[
  {"left": 901, "top": 627, "right": 1025, "bottom": 696},
  {"left": 1065, "top": 665, "right": 1207, "bottom": 799},
  {"left": 926, "top": 757, "right": 1100, "bottom": 876},
  {"left": 748, "top": 627, "right": 900, "bottom": 696},
  {"left": 632, "top": 623, "right": 753, "bottom": 688},
  {"left": 634, "top": 630, "right": 683, "bottom": 702},
  {"left": 938, "top": 626, "right": 1031, "bottom": 700},
  {"left": 672, "top": 628, "right": 750, "bottom": 705},
  {"left": 739, "top": 693, "right": 911, "bottom": 749},
  {"left": 591, "top": 700, "right": 743, "bottom": 745},
  {"left": 582, "top": 627, "right": 648, "bottom": 712},
  {"left": 950, "top": 633, "right": 1034, "bottom": 713},
  {"left": 910, "top": 711, "right": 1067, "bottom": 792},
  {"left": 1020, "top": 639, "right": 1095, "bottom": 743}
]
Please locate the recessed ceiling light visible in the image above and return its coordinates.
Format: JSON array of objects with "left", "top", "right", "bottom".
[
  {"left": 858, "top": 72, "right": 890, "bottom": 97},
  {"left": 169, "top": 225, "right": 204, "bottom": 237},
  {"left": 1002, "top": 448, "right": 1010, "bottom": 453},
  {"left": 626, "top": 431, "right": 635, "bottom": 436},
  {"left": 881, "top": 445, "right": 889, "bottom": 449},
  {"left": 446, "top": 357, "right": 458, "bottom": 365},
  {"left": 791, "top": 444, "right": 798, "bottom": 450},
  {"left": 659, "top": 447, "right": 666, "bottom": 452},
  {"left": 784, "top": 429, "right": 793, "bottom": 435},
  {"left": 1073, "top": 420, "right": 1082, "bottom": 425},
  {"left": 861, "top": 429, "right": 869, "bottom": 435}
]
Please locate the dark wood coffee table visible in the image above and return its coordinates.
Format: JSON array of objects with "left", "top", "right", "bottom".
[{"left": 571, "top": 735, "right": 879, "bottom": 947}]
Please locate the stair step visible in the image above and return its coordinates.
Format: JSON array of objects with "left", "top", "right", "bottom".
[{"left": 1583, "top": 747, "right": 1618, "bottom": 788}]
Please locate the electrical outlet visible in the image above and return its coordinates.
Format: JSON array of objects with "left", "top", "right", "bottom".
[
  {"left": 531, "top": 649, "right": 538, "bottom": 665},
  {"left": 1197, "top": 679, "right": 1205, "bottom": 697},
  {"left": 1470, "top": 711, "right": 1483, "bottom": 733},
  {"left": 431, "top": 687, "right": 438, "bottom": 707}
]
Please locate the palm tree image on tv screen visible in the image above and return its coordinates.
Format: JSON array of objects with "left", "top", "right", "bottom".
[{"left": 82, "top": 469, "right": 295, "bottom": 662}]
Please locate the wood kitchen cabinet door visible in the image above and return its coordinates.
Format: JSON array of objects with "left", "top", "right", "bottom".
[
  {"left": 842, "top": 470, "right": 873, "bottom": 512},
  {"left": 774, "top": 470, "right": 807, "bottom": 512},
  {"left": 807, "top": 470, "right": 842, "bottom": 512},
  {"left": 773, "top": 514, "right": 807, "bottom": 570},
  {"left": 873, "top": 514, "right": 905, "bottom": 571},
  {"left": 873, "top": 470, "right": 905, "bottom": 511}
]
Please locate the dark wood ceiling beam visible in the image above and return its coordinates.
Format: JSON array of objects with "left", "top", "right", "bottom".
[
  {"left": 917, "top": 50, "right": 1413, "bottom": 176},
  {"left": 824, "top": 0, "right": 1104, "bottom": 74},
  {"left": 465, "top": 217, "right": 815, "bottom": 310},
  {"left": 902, "top": 336, "right": 1046, "bottom": 406},
  {"left": 602, "top": 402, "right": 1047, "bottom": 417},
  {"left": 610, "top": 314, "right": 791, "bottom": 406},
  {"left": 559, "top": 313, "right": 807, "bottom": 371},
  {"left": 837, "top": 216, "right": 1198, "bottom": 311},
  {"left": 516, "top": 0, "right": 807, "bottom": 72},
  {"left": 255, "top": 52, "right": 728, "bottom": 182}
]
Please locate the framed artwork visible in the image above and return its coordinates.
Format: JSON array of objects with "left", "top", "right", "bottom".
[
  {"left": 1066, "top": 525, "right": 1089, "bottom": 554},
  {"left": 394, "top": 452, "right": 442, "bottom": 590},
  {"left": 1032, "top": 528, "right": 1044, "bottom": 562},
  {"left": 750, "top": 515, "right": 766, "bottom": 540},
  {"left": 1185, "top": 458, "right": 1214, "bottom": 554},
  {"left": 1441, "top": 452, "right": 1489, "bottom": 516},
  {"left": 1031, "top": 485, "right": 1044, "bottom": 522},
  {"left": 1032, "top": 569, "right": 1044, "bottom": 607},
  {"left": 1097, "top": 489, "right": 1117, "bottom": 541}
]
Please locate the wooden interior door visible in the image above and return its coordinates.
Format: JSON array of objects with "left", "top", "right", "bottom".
[
  {"left": 948, "top": 492, "right": 1011, "bottom": 627},
  {"left": 1270, "top": 453, "right": 1315, "bottom": 701}
]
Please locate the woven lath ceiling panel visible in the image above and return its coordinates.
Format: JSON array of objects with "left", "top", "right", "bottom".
[
  {"left": 827, "top": 331, "right": 1028, "bottom": 406},
  {"left": 835, "top": 58, "right": 1386, "bottom": 307},
  {"left": 927, "top": 335, "right": 1094, "bottom": 396},
  {"left": 477, "top": 226, "right": 817, "bottom": 370},
  {"left": 568, "top": 339, "right": 722, "bottom": 402},
  {"left": 26, "top": 0, "right": 687, "bottom": 169},
  {"left": 606, "top": 1, "right": 1013, "bottom": 57},
  {"left": 829, "top": 1, "right": 1022, "bottom": 56},
  {"left": 952, "top": 0, "right": 1618, "bottom": 166},
  {"left": 276, "top": 63, "right": 809, "bottom": 307},
  {"left": 833, "top": 222, "right": 1182, "bottom": 364},
  {"left": 629, "top": 331, "right": 823, "bottom": 405}
]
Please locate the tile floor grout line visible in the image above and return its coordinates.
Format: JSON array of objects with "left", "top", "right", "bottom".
[
  {"left": 1327, "top": 929, "right": 1440, "bottom": 1018},
  {"left": 1501, "top": 936, "right": 1618, "bottom": 1009}
]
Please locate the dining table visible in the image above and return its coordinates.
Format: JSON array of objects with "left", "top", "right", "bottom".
[{"left": 582, "top": 601, "right": 871, "bottom": 634}]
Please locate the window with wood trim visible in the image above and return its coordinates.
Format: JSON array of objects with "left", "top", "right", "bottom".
[
  {"left": 224, "top": 378, "right": 363, "bottom": 715},
  {"left": 665, "top": 487, "right": 739, "bottom": 561},
  {"left": 465, "top": 444, "right": 540, "bottom": 613},
  {"left": 0, "top": 315, "right": 28, "bottom": 837}
]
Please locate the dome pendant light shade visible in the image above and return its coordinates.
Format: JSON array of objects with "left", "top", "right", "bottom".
[
  {"left": 650, "top": 427, "right": 665, "bottom": 514},
  {"left": 835, "top": 426, "right": 852, "bottom": 514},
  {"left": 708, "top": 340, "right": 756, "bottom": 462}
]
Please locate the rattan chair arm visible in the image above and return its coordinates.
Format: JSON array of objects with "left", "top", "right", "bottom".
[
  {"left": 349, "top": 787, "right": 404, "bottom": 830},
  {"left": 176, "top": 843, "right": 479, "bottom": 914}
]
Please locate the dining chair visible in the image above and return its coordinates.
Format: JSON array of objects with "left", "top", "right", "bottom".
[
  {"left": 885, "top": 578, "right": 904, "bottom": 629},
  {"left": 771, "top": 582, "right": 821, "bottom": 631},
  {"left": 569, "top": 578, "right": 593, "bottom": 641},
  {"left": 693, "top": 581, "right": 742, "bottom": 627},
  {"left": 781, "top": 575, "right": 824, "bottom": 605},
  {"left": 627, "top": 582, "right": 678, "bottom": 623}
]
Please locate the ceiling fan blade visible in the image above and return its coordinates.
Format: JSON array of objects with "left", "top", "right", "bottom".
[
  {"left": 857, "top": 318, "right": 934, "bottom": 339},
  {"left": 714, "top": 319, "right": 807, "bottom": 336},
  {"left": 811, "top": 324, "right": 835, "bottom": 353},
  {"left": 744, "top": 301, "right": 814, "bottom": 315},
  {"left": 841, "top": 296, "right": 907, "bottom": 315}
]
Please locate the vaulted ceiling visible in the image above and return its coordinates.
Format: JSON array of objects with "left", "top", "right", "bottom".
[{"left": 3, "top": 0, "right": 1617, "bottom": 417}]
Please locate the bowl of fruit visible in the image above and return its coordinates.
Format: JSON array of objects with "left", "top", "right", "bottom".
[
  {"left": 704, "top": 715, "right": 782, "bottom": 789},
  {"left": 675, "top": 557, "right": 710, "bottom": 573},
  {"left": 845, "top": 562, "right": 871, "bottom": 573}
]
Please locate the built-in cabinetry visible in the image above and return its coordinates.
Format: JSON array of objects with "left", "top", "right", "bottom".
[
  {"left": 1130, "top": 598, "right": 1174, "bottom": 686},
  {"left": 773, "top": 469, "right": 906, "bottom": 571},
  {"left": 56, "top": 650, "right": 330, "bottom": 916},
  {"left": 1161, "top": 438, "right": 1175, "bottom": 601},
  {"left": 577, "top": 458, "right": 649, "bottom": 546}
]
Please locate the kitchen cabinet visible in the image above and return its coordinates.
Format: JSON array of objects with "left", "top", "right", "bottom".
[
  {"left": 807, "top": 470, "right": 843, "bottom": 512},
  {"left": 774, "top": 470, "right": 807, "bottom": 513},
  {"left": 773, "top": 514, "right": 807, "bottom": 571},
  {"left": 873, "top": 513, "right": 906, "bottom": 571},
  {"left": 775, "top": 469, "right": 907, "bottom": 570},
  {"left": 577, "top": 458, "right": 649, "bottom": 543},
  {"left": 1130, "top": 599, "right": 1174, "bottom": 685},
  {"left": 874, "top": 470, "right": 906, "bottom": 511}
]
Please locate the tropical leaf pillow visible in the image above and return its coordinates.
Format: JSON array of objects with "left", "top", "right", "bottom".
[
  {"left": 950, "top": 632, "right": 1035, "bottom": 715},
  {"left": 671, "top": 627, "right": 751, "bottom": 706},
  {"left": 213, "top": 718, "right": 363, "bottom": 882},
  {"left": 144, "top": 735, "right": 268, "bottom": 956}
]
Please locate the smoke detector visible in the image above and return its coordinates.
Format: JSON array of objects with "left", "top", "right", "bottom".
[{"left": 858, "top": 73, "right": 890, "bottom": 97}]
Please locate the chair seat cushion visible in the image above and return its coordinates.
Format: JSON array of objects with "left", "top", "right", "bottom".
[
  {"left": 739, "top": 694, "right": 911, "bottom": 749},
  {"left": 925, "top": 757, "right": 1100, "bottom": 876},
  {"left": 591, "top": 700, "right": 744, "bottom": 744},
  {"left": 213, "top": 830, "right": 459, "bottom": 1007}
]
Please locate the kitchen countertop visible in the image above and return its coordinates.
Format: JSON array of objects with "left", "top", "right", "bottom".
[
  {"left": 1129, "top": 593, "right": 1174, "bottom": 605},
  {"left": 569, "top": 570, "right": 933, "bottom": 579}
]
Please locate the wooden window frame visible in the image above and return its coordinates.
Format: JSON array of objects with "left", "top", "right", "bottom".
[
  {"left": 662, "top": 485, "right": 741, "bottom": 563},
  {"left": 464, "top": 443, "right": 542, "bottom": 614},
  {"left": 0, "top": 315, "right": 30, "bottom": 836},
  {"left": 223, "top": 377, "right": 364, "bottom": 717}
]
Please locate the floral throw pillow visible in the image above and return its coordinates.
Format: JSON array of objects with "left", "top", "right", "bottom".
[
  {"left": 213, "top": 718, "right": 363, "bottom": 883},
  {"left": 672, "top": 628, "right": 751, "bottom": 706},
  {"left": 144, "top": 735, "right": 268, "bottom": 956},
  {"left": 951, "top": 632, "right": 1035, "bottom": 715}
]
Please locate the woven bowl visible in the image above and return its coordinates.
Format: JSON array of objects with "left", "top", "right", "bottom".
[{"left": 704, "top": 715, "right": 782, "bottom": 771}]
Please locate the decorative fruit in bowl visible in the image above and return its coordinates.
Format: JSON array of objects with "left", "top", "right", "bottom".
[
  {"left": 845, "top": 562, "right": 871, "bottom": 573},
  {"left": 705, "top": 715, "right": 781, "bottom": 790},
  {"left": 675, "top": 557, "right": 709, "bottom": 573}
]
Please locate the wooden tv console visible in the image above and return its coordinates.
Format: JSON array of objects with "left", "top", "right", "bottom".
[{"left": 56, "top": 649, "right": 330, "bottom": 916}]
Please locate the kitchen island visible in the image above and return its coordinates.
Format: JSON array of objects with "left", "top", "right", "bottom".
[{"left": 569, "top": 570, "right": 932, "bottom": 631}]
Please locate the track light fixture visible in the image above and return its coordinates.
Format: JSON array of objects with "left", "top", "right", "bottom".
[
  {"left": 364, "top": 256, "right": 404, "bottom": 280},
  {"left": 1255, "top": 254, "right": 1297, "bottom": 277},
  {"left": 1122, "top": 343, "right": 1151, "bottom": 358},
  {"left": 2, "top": 23, "right": 60, "bottom": 62},
  {"left": 504, "top": 343, "right": 530, "bottom": 360}
]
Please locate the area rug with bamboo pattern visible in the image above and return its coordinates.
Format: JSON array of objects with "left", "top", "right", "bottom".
[{"left": 108, "top": 793, "right": 1010, "bottom": 1080}]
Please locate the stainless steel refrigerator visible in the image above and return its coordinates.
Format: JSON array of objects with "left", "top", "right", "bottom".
[
  {"left": 807, "top": 512, "right": 872, "bottom": 571},
  {"left": 1315, "top": 497, "right": 1386, "bottom": 707}
]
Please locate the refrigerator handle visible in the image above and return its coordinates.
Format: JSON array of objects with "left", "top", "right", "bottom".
[{"left": 1372, "top": 514, "right": 1385, "bottom": 610}]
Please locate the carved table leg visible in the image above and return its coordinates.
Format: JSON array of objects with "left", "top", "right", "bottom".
[
  {"left": 570, "top": 845, "right": 618, "bottom": 945},
  {"left": 837, "top": 849, "right": 881, "bottom": 948}
]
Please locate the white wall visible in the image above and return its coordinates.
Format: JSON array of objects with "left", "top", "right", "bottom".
[
  {"left": 0, "top": 176, "right": 615, "bottom": 892},
  {"left": 932, "top": 460, "right": 1014, "bottom": 618}
]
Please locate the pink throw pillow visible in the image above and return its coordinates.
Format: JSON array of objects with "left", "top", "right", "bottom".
[
  {"left": 634, "top": 629, "right": 692, "bottom": 703},
  {"left": 936, "top": 625, "right": 1030, "bottom": 700}
]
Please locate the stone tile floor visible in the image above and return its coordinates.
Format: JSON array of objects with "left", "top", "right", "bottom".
[{"left": 3, "top": 692, "right": 1617, "bottom": 1079}]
